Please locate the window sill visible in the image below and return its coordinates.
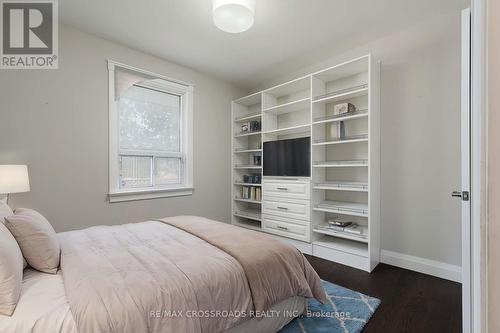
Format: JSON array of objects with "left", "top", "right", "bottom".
[{"left": 108, "top": 187, "right": 193, "bottom": 203}]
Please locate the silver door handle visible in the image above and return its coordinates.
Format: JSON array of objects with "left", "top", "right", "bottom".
[
  {"left": 276, "top": 187, "right": 288, "bottom": 191},
  {"left": 277, "top": 206, "right": 289, "bottom": 210},
  {"left": 451, "top": 190, "right": 469, "bottom": 201},
  {"left": 277, "top": 226, "right": 288, "bottom": 231}
]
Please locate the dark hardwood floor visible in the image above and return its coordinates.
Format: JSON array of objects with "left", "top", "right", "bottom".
[{"left": 306, "top": 255, "right": 462, "bottom": 333}]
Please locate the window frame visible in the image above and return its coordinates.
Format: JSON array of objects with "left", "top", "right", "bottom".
[{"left": 107, "top": 60, "right": 194, "bottom": 202}]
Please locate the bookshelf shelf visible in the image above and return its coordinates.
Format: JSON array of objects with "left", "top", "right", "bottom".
[
  {"left": 234, "top": 165, "right": 262, "bottom": 170},
  {"left": 234, "top": 182, "right": 262, "bottom": 187},
  {"left": 262, "top": 97, "right": 310, "bottom": 115},
  {"left": 234, "top": 209, "right": 262, "bottom": 221},
  {"left": 313, "top": 201, "right": 369, "bottom": 218},
  {"left": 234, "top": 113, "right": 262, "bottom": 122},
  {"left": 262, "top": 124, "right": 311, "bottom": 136},
  {"left": 313, "top": 225, "right": 369, "bottom": 243},
  {"left": 263, "top": 76, "right": 310, "bottom": 103},
  {"left": 233, "top": 148, "right": 262, "bottom": 154},
  {"left": 234, "top": 198, "right": 261, "bottom": 204},
  {"left": 313, "top": 236, "right": 368, "bottom": 258},
  {"left": 312, "top": 86, "right": 368, "bottom": 105},
  {"left": 234, "top": 92, "right": 261, "bottom": 106},
  {"left": 313, "top": 110, "right": 368, "bottom": 125},
  {"left": 312, "top": 137, "right": 368, "bottom": 146},
  {"left": 234, "top": 131, "right": 262, "bottom": 138},
  {"left": 313, "top": 182, "right": 368, "bottom": 192},
  {"left": 313, "top": 160, "right": 368, "bottom": 168}
]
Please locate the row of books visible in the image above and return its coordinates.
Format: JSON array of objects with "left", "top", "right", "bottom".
[{"left": 241, "top": 186, "right": 262, "bottom": 201}]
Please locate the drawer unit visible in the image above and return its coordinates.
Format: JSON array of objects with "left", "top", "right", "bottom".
[
  {"left": 263, "top": 215, "right": 311, "bottom": 242},
  {"left": 262, "top": 179, "right": 310, "bottom": 200},
  {"left": 262, "top": 196, "right": 310, "bottom": 221}
]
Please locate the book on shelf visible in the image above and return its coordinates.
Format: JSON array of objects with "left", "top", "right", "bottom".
[
  {"left": 328, "top": 216, "right": 352, "bottom": 227},
  {"left": 322, "top": 223, "right": 367, "bottom": 238},
  {"left": 239, "top": 120, "right": 261, "bottom": 134},
  {"left": 241, "top": 186, "right": 249, "bottom": 199},
  {"left": 257, "top": 187, "right": 262, "bottom": 201},
  {"left": 241, "top": 186, "right": 261, "bottom": 201}
]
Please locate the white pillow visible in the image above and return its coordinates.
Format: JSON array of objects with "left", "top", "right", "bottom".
[
  {"left": 5, "top": 209, "right": 60, "bottom": 274},
  {"left": 0, "top": 202, "right": 27, "bottom": 269},
  {"left": 0, "top": 222, "right": 23, "bottom": 316}
]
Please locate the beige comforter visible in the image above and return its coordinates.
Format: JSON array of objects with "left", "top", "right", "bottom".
[
  {"left": 159, "top": 216, "right": 326, "bottom": 312},
  {"left": 59, "top": 216, "right": 325, "bottom": 333}
]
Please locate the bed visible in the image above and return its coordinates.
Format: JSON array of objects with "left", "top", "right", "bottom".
[{"left": 0, "top": 216, "right": 326, "bottom": 333}]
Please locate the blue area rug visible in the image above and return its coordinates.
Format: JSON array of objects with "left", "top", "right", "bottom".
[{"left": 280, "top": 280, "right": 380, "bottom": 333}]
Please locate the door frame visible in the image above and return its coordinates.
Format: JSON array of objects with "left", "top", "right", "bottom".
[
  {"left": 461, "top": 8, "right": 472, "bottom": 333},
  {"left": 470, "top": 1, "right": 487, "bottom": 332}
]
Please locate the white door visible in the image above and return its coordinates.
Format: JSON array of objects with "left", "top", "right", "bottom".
[{"left": 455, "top": 8, "right": 471, "bottom": 333}]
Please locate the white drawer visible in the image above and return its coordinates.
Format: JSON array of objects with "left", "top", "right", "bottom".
[
  {"left": 262, "top": 196, "right": 310, "bottom": 221},
  {"left": 263, "top": 180, "right": 310, "bottom": 200},
  {"left": 263, "top": 215, "right": 310, "bottom": 242},
  {"left": 262, "top": 213, "right": 309, "bottom": 226}
]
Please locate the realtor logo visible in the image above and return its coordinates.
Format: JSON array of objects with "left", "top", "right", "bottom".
[{"left": 1, "top": 0, "right": 58, "bottom": 69}]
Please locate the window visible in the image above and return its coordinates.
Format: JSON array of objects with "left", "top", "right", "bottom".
[
  {"left": 118, "top": 86, "right": 181, "bottom": 188},
  {"left": 108, "top": 61, "right": 193, "bottom": 202}
]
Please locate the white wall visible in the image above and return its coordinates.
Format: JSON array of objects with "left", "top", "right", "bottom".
[
  {"left": 251, "top": 13, "right": 462, "bottom": 267},
  {"left": 0, "top": 14, "right": 463, "bottom": 269},
  {"left": 0, "top": 24, "right": 245, "bottom": 232}
]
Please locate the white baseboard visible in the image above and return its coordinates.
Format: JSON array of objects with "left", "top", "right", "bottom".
[{"left": 380, "top": 249, "right": 462, "bottom": 283}]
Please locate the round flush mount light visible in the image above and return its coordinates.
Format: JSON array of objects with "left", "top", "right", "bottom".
[{"left": 213, "top": 0, "right": 256, "bottom": 33}]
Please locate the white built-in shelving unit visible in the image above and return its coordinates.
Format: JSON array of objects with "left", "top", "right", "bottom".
[
  {"left": 310, "top": 55, "right": 380, "bottom": 271},
  {"left": 231, "top": 54, "right": 380, "bottom": 272},
  {"left": 231, "top": 92, "right": 263, "bottom": 231}
]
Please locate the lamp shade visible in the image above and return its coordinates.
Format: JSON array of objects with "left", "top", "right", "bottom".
[
  {"left": 213, "top": 0, "right": 255, "bottom": 33},
  {"left": 0, "top": 165, "right": 30, "bottom": 194}
]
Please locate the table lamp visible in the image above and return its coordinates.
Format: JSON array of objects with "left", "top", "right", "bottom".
[{"left": 0, "top": 165, "right": 30, "bottom": 204}]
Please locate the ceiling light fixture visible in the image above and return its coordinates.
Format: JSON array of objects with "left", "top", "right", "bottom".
[{"left": 212, "top": 0, "right": 256, "bottom": 33}]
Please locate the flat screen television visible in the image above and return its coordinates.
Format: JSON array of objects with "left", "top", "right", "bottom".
[{"left": 263, "top": 137, "right": 310, "bottom": 177}]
